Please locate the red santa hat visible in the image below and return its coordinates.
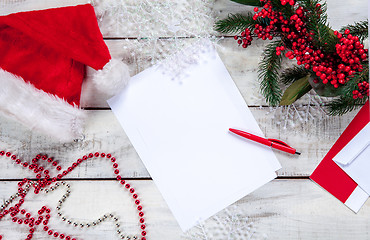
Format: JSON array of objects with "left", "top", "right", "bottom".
[{"left": 0, "top": 3, "right": 130, "bottom": 141}]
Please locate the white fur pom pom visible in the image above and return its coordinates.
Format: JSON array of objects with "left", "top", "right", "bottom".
[{"left": 91, "top": 58, "right": 130, "bottom": 97}]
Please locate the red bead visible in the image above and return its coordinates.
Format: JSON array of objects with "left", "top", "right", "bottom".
[
  {"left": 137, "top": 206, "right": 143, "bottom": 211},
  {"left": 54, "top": 232, "right": 59, "bottom": 237},
  {"left": 114, "top": 169, "right": 119, "bottom": 175},
  {"left": 88, "top": 153, "right": 94, "bottom": 158},
  {"left": 106, "top": 154, "right": 112, "bottom": 158},
  {"left": 141, "top": 224, "right": 146, "bottom": 230},
  {"left": 111, "top": 157, "right": 116, "bottom": 162},
  {"left": 140, "top": 218, "right": 145, "bottom": 223},
  {"left": 139, "top": 212, "right": 144, "bottom": 217},
  {"left": 48, "top": 230, "right": 53, "bottom": 235},
  {"left": 94, "top": 152, "right": 100, "bottom": 157},
  {"left": 113, "top": 163, "right": 118, "bottom": 168},
  {"left": 135, "top": 200, "right": 140, "bottom": 205},
  {"left": 101, "top": 153, "right": 106, "bottom": 157},
  {"left": 44, "top": 226, "right": 49, "bottom": 231},
  {"left": 60, "top": 234, "right": 65, "bottom": 239},
  {"left": 141, "top": 231, "right": 146, "bottom": 236},
  {"left": 130, "top": 188, "right": 135, "bottom": 193},
  {"left": 125, "top": 184, "right": 130, "bottom": 189}
]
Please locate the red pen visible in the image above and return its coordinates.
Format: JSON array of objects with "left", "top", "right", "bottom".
[{"left": 229, "top": 128, "right": 301, "bottom": 155}]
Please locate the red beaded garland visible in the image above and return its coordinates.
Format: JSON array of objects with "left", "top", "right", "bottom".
[{"left": 0, "top": 151, "right": 147, "bottom": 240}]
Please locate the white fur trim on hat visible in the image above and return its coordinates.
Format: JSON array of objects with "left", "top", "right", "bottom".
[
  {"left": 0, "top": 68, "right": 86, "bottom": 141},
  {"left": 91, "top": 58, "right": 130, "bottom": 98}
]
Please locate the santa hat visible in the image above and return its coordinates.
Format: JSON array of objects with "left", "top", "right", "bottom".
[{"left": 0, "top": 3, "right": 130, "bottom": 141}]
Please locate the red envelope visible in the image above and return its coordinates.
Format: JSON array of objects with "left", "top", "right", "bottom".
[{"left": 310, "top": 101, "right": 370, "bottom": 212}]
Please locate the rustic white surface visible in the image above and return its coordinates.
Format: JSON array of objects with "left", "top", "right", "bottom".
[
  {"left": 0, "top": 180, "right": 370, "bottom": 240},
  {"left": 0, "top": 0, "right": 369, "bottom": 239},
  {"left": 0, "top": 108, "right": 358, "bottom": 178}
]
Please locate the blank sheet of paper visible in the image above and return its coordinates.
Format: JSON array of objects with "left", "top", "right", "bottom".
[{"left": 108, "top": 42, "right": 281, "bottom": 231}]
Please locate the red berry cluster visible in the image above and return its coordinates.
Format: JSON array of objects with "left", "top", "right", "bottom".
[
  {"left": 235, "top": 0, "right": 369, "bottom": 93},
  {"left": 280, "top": 0, "right": 295, "bottom": 6},
  {"left": 0, "top": 151, "right": 147, "bottom": 240},
  {"left": 234, "top": 28, "right": 253, "bottom": 48},
  {"left": 353, "top": 81, "right": 369, "bottom": 99}
]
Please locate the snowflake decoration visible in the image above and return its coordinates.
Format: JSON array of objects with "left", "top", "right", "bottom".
[
  {"left": 182, "top": 206, "right": 267, "bottom": 240},
  {"left": 265, "top": 92, "right": 329, "bottom": 130},
  {"left": 93, "top": 0, "right": 217, "bottom": 67}
]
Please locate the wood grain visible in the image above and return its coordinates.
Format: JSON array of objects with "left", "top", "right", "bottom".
[
  {"left": 0, "top": 0, "right": 368, "bottom": 239},
  {"left": 0, "top": 108, "right": 358, "bottom": 179},
  {"left": 94, "top": 0, "right": 368, "bottom": 37},
  {"left": 0, "top": 180, "right": 369, "bottom": 240}
]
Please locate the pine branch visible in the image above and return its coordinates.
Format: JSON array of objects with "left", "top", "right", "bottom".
[
  {"left": 214, "top": 13, "right": 262, "bottom": 34},
  {"left": 280, "top": 66, "right": 310, "bottom": 84},
  {"left": 327, "top": 97, "right": 368, "bottom": 116},
  {"left": 340, "top": 20, "right": 368, "bottom": 42},
  {"left": 297, "top": 0, "right": 338, "bottom": 52},
  {"left": 258, "top": 40, "right": 284, "bottom": 106}
]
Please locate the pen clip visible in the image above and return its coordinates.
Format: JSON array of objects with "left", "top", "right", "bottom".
[{"left": 268, "top": 138, "right": 291, "bottom": 148}]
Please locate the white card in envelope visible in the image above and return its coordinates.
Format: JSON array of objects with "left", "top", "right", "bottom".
[{"left": 108, "top": 42, "right": 281, "bottom": 231}]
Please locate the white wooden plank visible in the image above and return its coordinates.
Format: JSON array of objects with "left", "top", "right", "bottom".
[
  {"left": 81, "top": 38, "right": 271, "bottom": 108},
  {"left": 0, "top": 180, "right": 369, "bottom": 240},
  {"left": 1, "top": 0, "right": 365, "bottom": 36},
  {"left": 82, "top": 38, "right": 335, "bottom": 108},
  {"left": 0, "top": 108, "right": 358, "bottom": 179},
  {"left": 93, "top": 0, "right": 368, "bottom": 37}
]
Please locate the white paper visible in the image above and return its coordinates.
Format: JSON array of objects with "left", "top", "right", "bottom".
[
  {"left": 108, "top": 42, "right": 281, "bottom": 231},
  {"left": 334, "top": 123, "right": 370, "bottom": 195},
  {"left": 333, "top": 123, "right": 370, "bottom": 165},
  {"left": 344, "top": 186, "right": 369, "bottom": 213}
]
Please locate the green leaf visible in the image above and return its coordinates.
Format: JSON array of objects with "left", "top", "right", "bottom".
[
  {"left": 230, "top": 0, "right": 261, "bottom": 6},
  {"left": 280, "top": 75, "right": 312, "bottom": 105}
]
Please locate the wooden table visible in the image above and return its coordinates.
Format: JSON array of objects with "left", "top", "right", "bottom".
[{"left": 0, "top": 0, "right": 368, "bottom": 239}]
